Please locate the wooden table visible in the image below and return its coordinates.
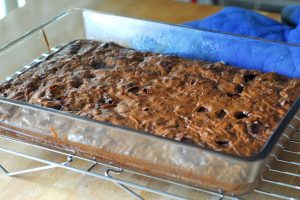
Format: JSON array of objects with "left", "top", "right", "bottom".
[{"left": 0, "top": 1, "right": 293, "bottom": 200}]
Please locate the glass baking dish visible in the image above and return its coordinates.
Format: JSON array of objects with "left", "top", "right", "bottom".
[{"left": 0, "top": 9, "right": 299, "bottom": 195}]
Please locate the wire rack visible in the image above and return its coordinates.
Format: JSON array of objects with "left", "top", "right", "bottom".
[{"left": 0, "top": 111, "right": 299, "bottom": 200}]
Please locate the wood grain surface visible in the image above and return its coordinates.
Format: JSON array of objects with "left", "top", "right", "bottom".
[{"left": 0, "top": 0, "right": 295, "bottom": 200}]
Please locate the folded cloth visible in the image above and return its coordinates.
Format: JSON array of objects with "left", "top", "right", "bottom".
[{"left": 182, "top": 6, "right": 300, "bottom": 78}]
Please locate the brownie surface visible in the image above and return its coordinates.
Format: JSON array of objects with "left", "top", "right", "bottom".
[{"left": 0, "top": 39, "right": 299, "bottom": 156}]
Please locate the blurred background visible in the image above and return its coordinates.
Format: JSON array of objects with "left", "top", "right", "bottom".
[
  {"left": 178, "top": 0, "right": 300, "bottom": 12},
  {"left": 1, "top": 0, "right": 300, "bottom": 20}
]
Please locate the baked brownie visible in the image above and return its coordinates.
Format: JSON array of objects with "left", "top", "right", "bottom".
[{"left": 0, "top": 39, "right": 299, "bottom": 156}]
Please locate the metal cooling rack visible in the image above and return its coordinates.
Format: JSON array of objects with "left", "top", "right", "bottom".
[{"left": 0, "top": 112, "right": 299, "bottom": 200}]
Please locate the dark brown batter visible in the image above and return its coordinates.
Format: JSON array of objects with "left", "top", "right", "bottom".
[{"left": 0, "top": 39, "right": 299, "bottom": 156}]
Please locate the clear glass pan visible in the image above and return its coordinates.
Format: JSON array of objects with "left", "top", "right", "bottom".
[{"left": 0, "top": 9, "right": 299, "bottom": 195}]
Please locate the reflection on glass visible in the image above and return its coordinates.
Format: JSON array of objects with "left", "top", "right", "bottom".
[
  {"left": 0, "top": 0, "right": 6, "bottom": 19},
  {"left": 0, "top": 0, "right": 26, "bottom": 20},
  {"left": 18, "top": 0, "right": 26, "bottom": 7}
]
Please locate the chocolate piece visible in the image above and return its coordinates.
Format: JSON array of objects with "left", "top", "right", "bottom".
[
  {"left": 0, "top": 39, "right": 299, "bottom": 157},
  {"left": 216, "top": 109, "right": 227, "bottom": 118},
  {"left": 243, "top": 74, "right": 256, "bottom": 83},
  {"left": 197, "top": 107, "right": 209, "bottom": 113}
]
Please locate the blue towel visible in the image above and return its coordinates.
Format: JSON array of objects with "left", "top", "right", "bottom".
[{"left": 183, "top": 6, "right": 300, "bottom": 78}]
